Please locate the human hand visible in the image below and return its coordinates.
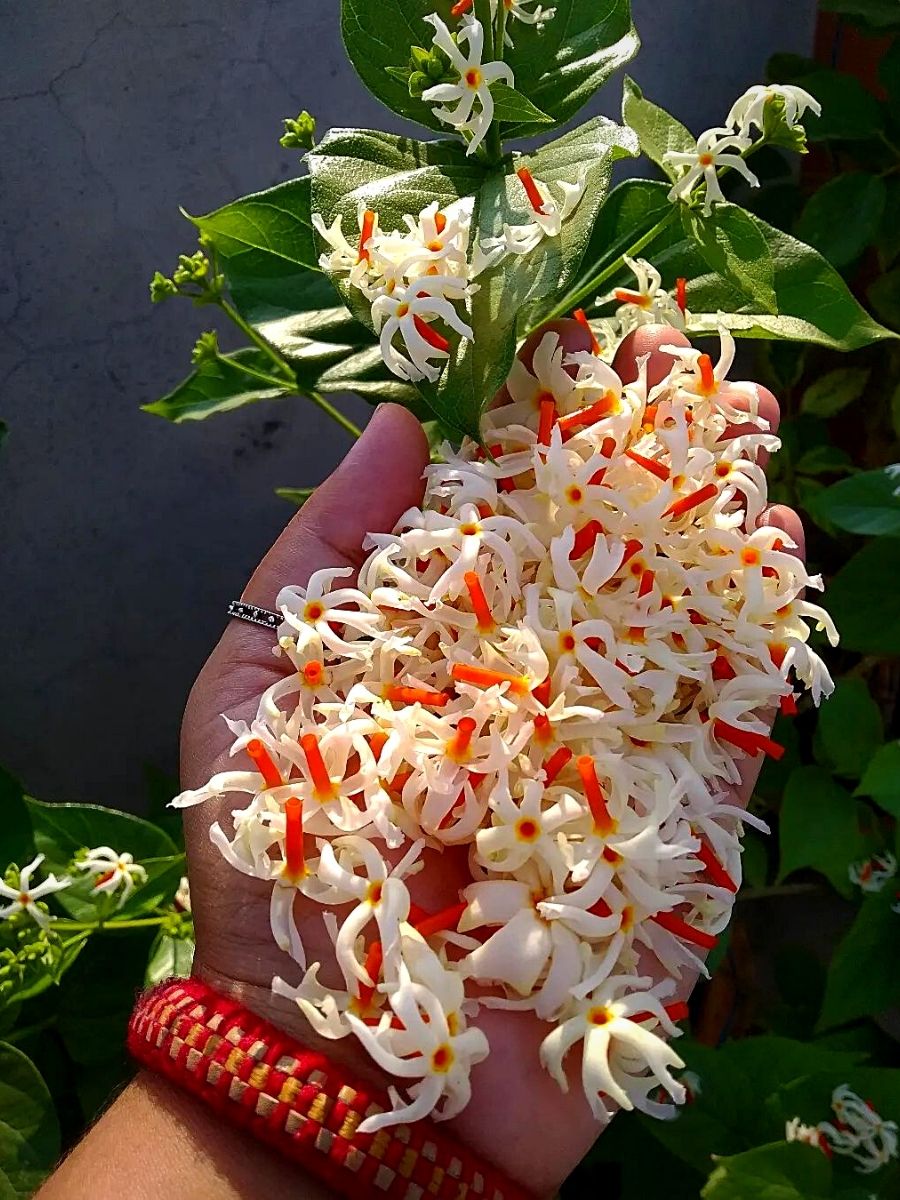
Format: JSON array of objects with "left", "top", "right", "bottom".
[{"left": 179, "top": 319, "right": 802, "bottom": 1197}]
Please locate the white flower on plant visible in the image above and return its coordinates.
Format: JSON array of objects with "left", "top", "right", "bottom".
[
  {"left": 422, "top": 14, "right": 513, "bottom": 155},
  {"left": 848, "top": 851, "right": 897, "bottom": 894},
  {"left": 311, "top": 205, "right": 379, "bottom": 292},
  {"left": 819, "top": 1085, "right": 899, "bottom": 1175},
  {"left": 786, "top": 1117, "right": 830, "bottom": 1154},
  {"left": 481, "top": 167, "right": 587, "bottom": 260},
  {"left": 175, "top": 875, "right": 191, "bottom": 912},
  {"left": 664, "top": 127, "right": 759, "bottom": 216},
  {"left": 0, "top": 854, "right": 71, "bottom": 929},
  {"left": 727, "top": 83, "right": 821, "bottom": 139},
  {"left": 75, "top": 846, "right": 148, "bottom": 909},
  {"left": 597, "top": 255, "right": 686, "bottom": 333},
  {"left": 371, "top": 274, "right": 474, "bottom": 382}
]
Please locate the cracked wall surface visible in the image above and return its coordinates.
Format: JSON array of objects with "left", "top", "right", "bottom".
[{"left": 0, "top": 0, "right": 816, "bottom": 810}]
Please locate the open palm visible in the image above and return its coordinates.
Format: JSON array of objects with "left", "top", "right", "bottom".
[{"left": 179, "top": 319, "right": 802, "bottom": 1197}]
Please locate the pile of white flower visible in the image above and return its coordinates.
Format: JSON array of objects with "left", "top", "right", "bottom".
[{"left": 173, "top": 315, "right": 838, "bottom": 1132}]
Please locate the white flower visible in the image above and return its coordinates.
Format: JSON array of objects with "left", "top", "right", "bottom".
[
  {"left": 481, "top": 168, "right": 587, "bottom": 260},
  {"left": 422, "top": 14, "right": 513, "bottom": 155},
  {"left": 849, "top": 852, "right": 897, "bottom": 894},
  {"left": 786, "top": 1117, "right": 828, "bottom": 1153},
  {"left": 819, "top": 1085, "right": 899, "bottom": 1175},
  {"left": 347, "top": 932, "right": 489, "bottom": 1132},
  {"left": 175, "top": 875, "right": 191, "bottom": 911},
  {"left": 75, "top": 846, "right": 148, "bottom": 909},
  {"left": 727, "top": 84, "right": 821, "bottom": 139},
  {"left": 597, "top": 255, "right": 686, "bottom": 334},
  {"left": 664, "top": 128, "right": 760, "bottom": 216},
  {"left": 540, "top": 975, "right": 685, "bottom": 1121},
  {"left": 371, "top": 274, "right": 474, "bottom": 382},
  {"left": 0, "top": 855, "right": 71, "bottom": 929},
  {"left": 488, "top": 0, "right": 556, "bottom": 45}
]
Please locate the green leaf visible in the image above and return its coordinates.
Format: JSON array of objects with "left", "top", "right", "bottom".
[
  {"left": 191, "top": 177, "right": 321, "bottom": 319},
  {"left": 800, "top": 367, "right": 870, "bottom": 418},
  {"left": 145, "top": 928, "right": 195, "bottom": 987},
  {"left": 827, "top": 538, "right": 900, "bottom": 654},
  {"left": 25, "top": 797, "right": 182, "bottom": 921},
  {"left": 702, "top": 1142, "right": 832, "bottom": 1200},
  {"left": 813, "top": 678, "right": 883, "bottom": 780},
  {"left": 794, "top": 173, "right": 886, "bottom": 269},
  {"left": 683, "top": 204, "right": 777, "bottom": 311},
  {"left": 794, "top": 445, "right": 856, "bottom": 478},
  {"left": 0, "top": 1042, "right": 60, "bottom": 1199},
  {"left": 275, "top": 486, "right": 315, "bottom": 508},
  {"left": 876, "top": 179, "right": 900, "bottom": 270},
  {"left": 501, "top": 0, "right": 640, "bottom": 138},
  {"left": 787, "top": 68, "right": 884, "bottom": 141},
  {"left": 856, "top": 740, "right": 900, "bottom": 818},
  {"left": 0, "top": 770, "right": 32, "bottom": 870},
  {"left": 683, "top": 208, "right": 896, "bottom": 349},
  {"left": 777, "top": 766, "right": 868, "bottom": 896},
  {"left": 818, "top": 888, "right": 900, "bottom": 1029},
  {"left": 621, "top": 76, "right": 694, "bottom": 182},
  {"left": 814, "top": 467, "right": 900, "bottom": 537},
  {"left": 489, "top": 83, "right": 552, "bottom": 127},
  {"left": 643, "top": 1036, "right": 863, "bottom": 1175},
  {"left": 868, "top": 265, "right": 900, "bottom": 330},
  {"left": 580, "top": 181, "right": 895, "bottom": 350},
  {"left": 142, "top": 350, "right": 291, "bottom": 423},
  {"left": 58, "top": 930, "right": 156, "bottom": 1066}
]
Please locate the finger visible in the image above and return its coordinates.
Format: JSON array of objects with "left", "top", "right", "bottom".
[
  {"left": 613, "top": 323, "right": 691, "bottom": 387},
  {"left": 758, "top": 502, "right": 805, "bottom": 559},
  {"left": 491, "top": 317, "right": 594, "bottom": 409}
]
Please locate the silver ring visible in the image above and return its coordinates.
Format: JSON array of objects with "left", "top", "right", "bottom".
[{"left": 227, "top": 600, "right": 281, "bottom": 630}]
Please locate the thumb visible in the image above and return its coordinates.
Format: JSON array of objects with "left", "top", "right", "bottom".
[{"left": 181, "top": 403, "right": 429, "bottom": 782}]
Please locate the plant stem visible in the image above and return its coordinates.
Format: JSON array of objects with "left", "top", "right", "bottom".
[
  {"left": 224, "top": 355, "right": 298, "bottom": 393},
  {"left": 218, "top": 298, "right": 296, "bottom": 383},
  {"left": 308, "top": 390, "right": 363, "bottom": 438},
  {"left": 538, "top": 208, "right": 679, "bottom": 326},
  {"left": 54, "top": 916, "right": 167, "bottom": 932}
]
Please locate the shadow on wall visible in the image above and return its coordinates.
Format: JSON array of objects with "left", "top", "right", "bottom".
[{"left": 0, "top": 0, "right": 816, "bottom": 809}]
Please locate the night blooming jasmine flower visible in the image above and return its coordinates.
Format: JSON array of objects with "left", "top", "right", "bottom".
[
  {"left": 727, "top": 83, "right": 821, "bottom": 138},
  {"left": 481, "top": 167, "right": 588, "bottom": 259},
  {"left": 786, "top": 1117, "right": 831, "bottom": 1155},
  {"left": 664, "top": 128, "right": 760, "bottom": 216},
  {"left": 848, "top": 851, "right": 897, "bottom": 894},
  {"left": 75, "top": 846, "right": 148, "bottom": 908},
  {"left": 597, "top": 255, "right": 686, "bottom": 334},
  {"left": 819, "top": 1085, "right": 899, "bottom": 1174},
  {"left": 371, "top": 275, "right": 474, "bottom": 382},
  {"left": 422, "top": 13, "right": 513, "bottom": 154},
  {"left": 0, "top": 855, "right": 71, "bottom": 929},
  {"left": 489, "top": 0, "right": 556, "bottom": 45}
]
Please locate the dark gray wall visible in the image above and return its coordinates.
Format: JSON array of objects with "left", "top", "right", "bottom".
[{"left": 0, "top": 1, "right": 816, "bottom": 809}]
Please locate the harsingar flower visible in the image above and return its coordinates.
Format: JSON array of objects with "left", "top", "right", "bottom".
[
  {"left": 848, "top": 851, "right": 897, "bottom": 894},
  {"left": 481, "top": 166, "right": 587, "bottom": 260},
  {"left": 488, "top": 0, "right": 556, "bottom": 46},
  {"left": 371, "top": 274, "right": 474, "bottom": 382},
  {"left": 422, "top": 14, "right": 513, "bottom": 155},
  {"left": 597, "top": 255, "right": 686, "bottom": 335},
  {"left": 0, "top": 855, "right": 71, "bottom": 929},
  {"left": 819, "top": 1085, "right": 899, "bottom": 1175},
  {"left": 75, "top": 846, "right": 148, "bottom": 909},
  {"left": 664, "top": 128, "right": 759, "bottom": 216},
  {"left": 786, "top": 1117, "right": 831, "bottom": 1156},
  {"left": 727, "top": 84, "right": 821, "bottom": 138}
]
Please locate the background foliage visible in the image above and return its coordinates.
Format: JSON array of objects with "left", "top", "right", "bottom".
[{"left": 2, "top": 0, "right": 900, "bottom": 1196}]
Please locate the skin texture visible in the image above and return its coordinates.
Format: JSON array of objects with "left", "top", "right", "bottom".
[{"left": 37, "top": 322, "right": 804, "bottom": 1200}]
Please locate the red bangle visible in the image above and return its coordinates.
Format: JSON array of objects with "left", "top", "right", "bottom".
[{"left": 128, "top": 978, "right": 533, "bottom": 1200}]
